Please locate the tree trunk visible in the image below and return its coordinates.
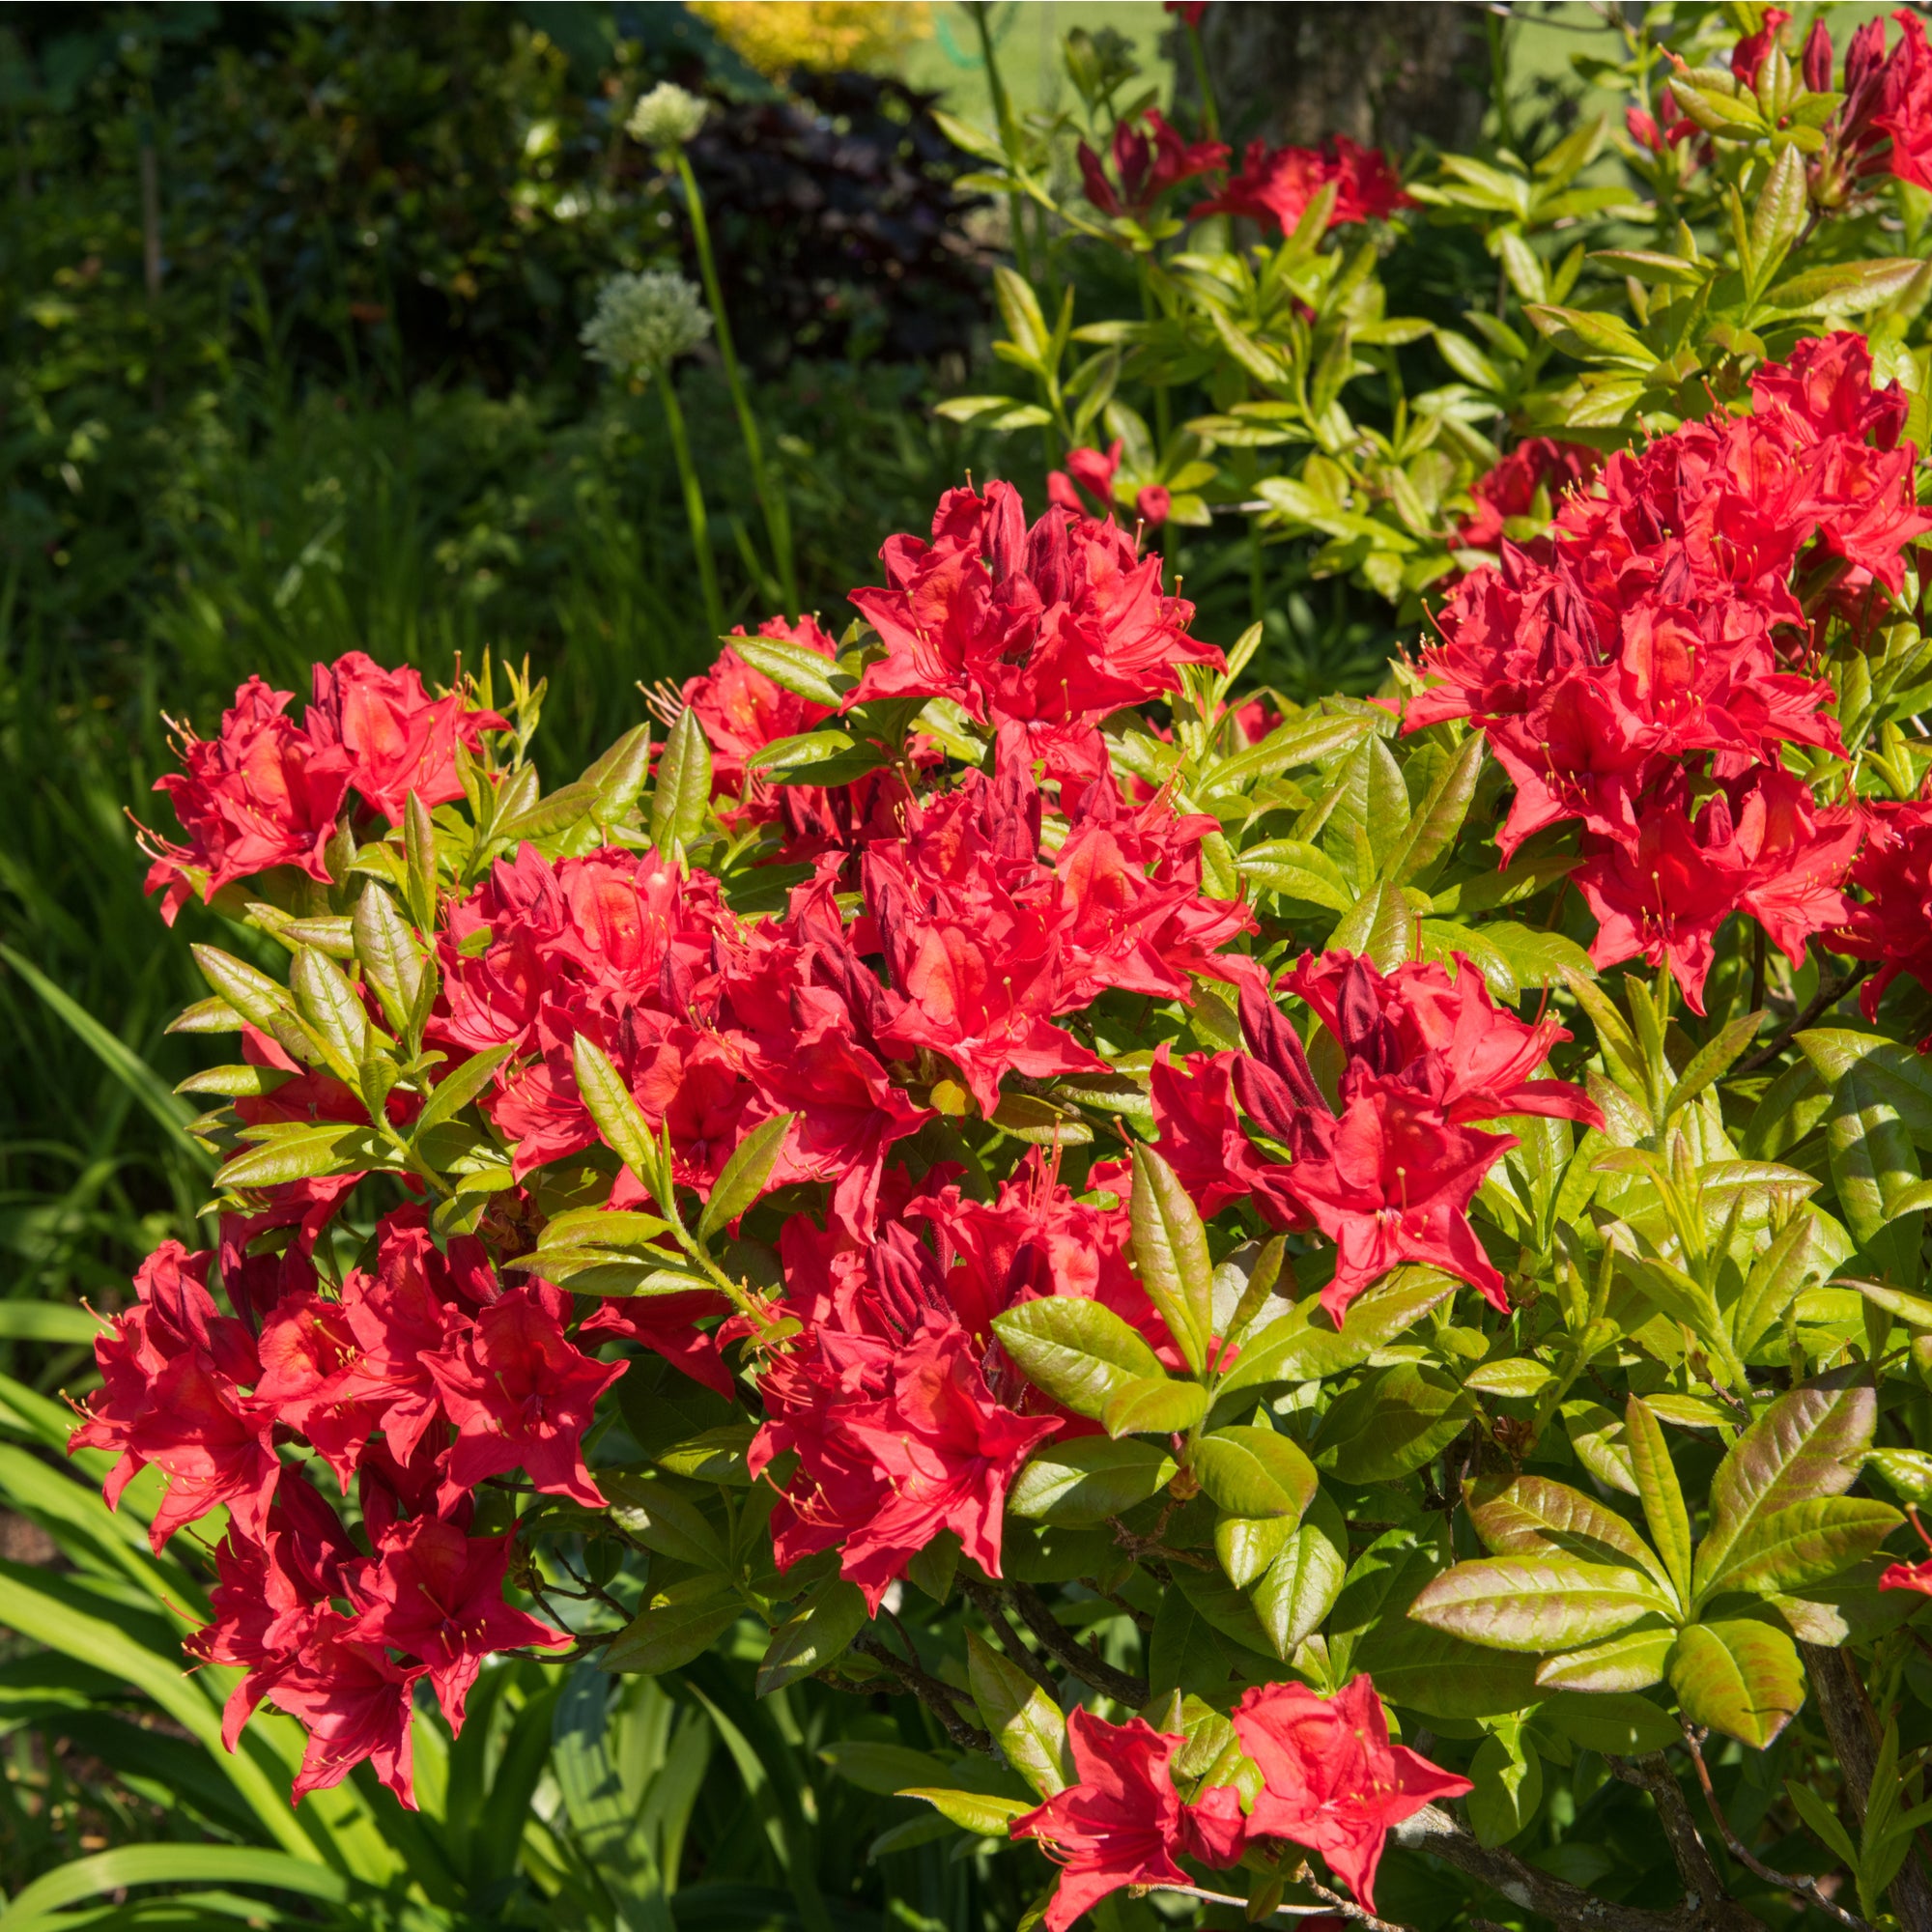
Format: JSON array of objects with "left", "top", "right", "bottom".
[{"left": 1172, "top": 3, "right": 1489, "bottom": 156}]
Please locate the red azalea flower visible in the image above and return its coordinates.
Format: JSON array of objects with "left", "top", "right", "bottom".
[
  {"left": 1455, "top": 439, "right": 1603, "bottom": 551},
  {"left": 580, "top": 1290, "right": 737, "bottom": 1398},
  {"left": 1573, "top": 795, "right": 1747, "bottom": 1014},
  {"left": 304, "top": 650, "right": 506, "bottom": 826},
  {"left": 426, "top": 1282, "right": 626, "bottom": 1509},
  {"left": 138, "top": 676, "right": 351, "bottom": 924},
  {"left": 1011, "top": 1709, "right": 1199, "bottom": 1931},
  {"left": 346, "top": 1517, "right": 569, "bottom": 1729},
  {"left": 752, "top": 1222, "right": 1057, "bottom": 1610},
  {"left": 847, "top": 481, "right": 1217, "bottom": 739},
  {"left": 1192, "top": 133, "right": 1410, "bottom": 232},
  {"left": 1234, "top": 1677, "right": 1471, "bottom": 1912},
  {"left": 1836, "top": 798, "right": 1932, "bottom": 1029},
  {"left": 1164, "top": 1, "right": 1208, "bottom": 23},
  {"left": 1077, "top": 110, "right": 1228, "bottom": 219},
  {"left": 1874, "top": 9, "right": 1932, "bottom": 189},
  {"left": 264, "top": 1616, "right": 424, "bottom": 1809},
  {"left": 1731, "top": 8, "right": 1791, "bottom": 89}
]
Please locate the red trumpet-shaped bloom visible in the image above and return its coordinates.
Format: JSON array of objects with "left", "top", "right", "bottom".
[
  {"left": 1233, "top": 1677, "right": 1473, "bottom": 1912},
  {"left": 346, "top": 1518, "right": 569, "bottom": 1729}
]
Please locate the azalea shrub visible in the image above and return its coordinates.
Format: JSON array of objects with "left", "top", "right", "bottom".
[{"left": 47, "top": 7, "right": 1932, "bottom": 1932}]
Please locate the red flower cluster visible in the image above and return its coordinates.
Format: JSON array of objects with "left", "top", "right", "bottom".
[
  {"left": 1192, "top": 133, "right": 1410, "bottom": 233},
  {"left": 1013, "top": 1679, "right": 1470, "bottom": 1929},
  {"left": 1407, "top": 332, "right": 1929, "bottom": 1010},
  {"left": 848, "top": 481, "right": 1219, "bottom": 782},
  {"left": 1454, "top": 438, "right": 1603, "bottom": 552},
  {"left": 1803, "top": 9, "right": 1932, "bottom": 195},
  {"left": 1154, "top": 952, "right": 1598, "bottom": 1320},
  {"left": 1047, "top": 439, "right": 1172, "bottom": 529},
  {"left": 69, "top": 1209, "right": 606, "bottom": 1806},
  {"left": 141, "top": 655, "right": 506, "bottom": 924},
  {"left": 1078, "top": 108, "right": 1228, "bottom": 221}
]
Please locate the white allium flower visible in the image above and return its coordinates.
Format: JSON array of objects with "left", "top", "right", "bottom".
[
  {"left": 581, "top": 270, "right": 713, "bottom": 378},
  {"left": 627, "top": 81, "right": 709, "bottom": 153}
]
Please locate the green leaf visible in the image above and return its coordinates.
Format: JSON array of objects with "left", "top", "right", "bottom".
[
  {"left": 1537, "top": 1690, "right": 1680, "bottom": 1754},
  {"left": 1219, "top": 1267, "right": 1459, "bottom": 1395},
  {"left": 1408, "top": 1556, "right": 1675, "bottom": 1653},
  {"left": 819, "top": 1740, "right": 950, "bottom": 1797},
  {"left": 1624, "top": 1397, "right": 1692, "bottom": 1610},
  {"left": 1693, "top": 1380, "right": 1876, "bottom": 1601},
  {"left": 1534, "top": 1625, "right": 1676, "bottom": 1692},
  {"left": 602, "top": 1577, "right": 742, "bottom": 1675},
  {"left": 1662, "top": 1010, "right": 1762, "bottom": 1122},
  {"left": 0, "top": 945, "right": 212, "bottom": 1174},
  {"left": 572, "top": 1032, "right": 668, "bottom": 1208},
  {"left": 216, "top": 1123, "right": 387, "bottom": 1191},
  {"left": 1467, "top": 1731, "right": 1543, "bottom": 1846},
  {"left": 0, "top": 1848, "right": 350, "bottom": 1929},
  {"left": 1667, "top": 1618, "right": 1805, "bottom": 1748},
  {"left": 967, "top": 1630, "right": 1067, "bottom": 1798},
  {"left": 1468, "top": 1473, "right": 1674, "bottom": 1596},
  {"left": 1192, "top": 1428, "right": 1319, "bottom": 1521},
  {"left": 696, "top": 1113, "right": 795, "bottom": 1244},
  {"left": 580, "top": 721, "right": 654, "bottom": 817},
  {"left": 1747, "top": 142, "right": 1807, "bottom": 291},
  {"left": 1009, "top": 1435, "right": 1178, "bottom": 1524},
  {"left": 757, "top": 1577, "right": 868, "bottom": 1695},
  {"left": 753, "top": 728, "right": 889, "bottom": 787},
  {"left": 1129, "top": 1144, "right": 1213, "bottom": 1374},
  {"left": 992, "top": 1297, "right": 1166, "bottom": 1420},
  {"left": 604, "top": 1473, "right": 726, "bottom": 1569},
  {"left": 1313, "top": 1362, "right": 1475, "bottom": 1483},
  {"left": 901, "top": 1788, "right": 1032, "bottom": 1836},
  {"left": 727, "top": 633, "right": 846, "bottom": 709},
  {"left": 1215, "top": 1513, "right": 1292, "bottom": 1591},
  {"left": 1103, "top": 1374, "right": 1208, "bottom": 1438},
  {"left": 1194, "top": 711, "right": 1372, "bottom": 801},
  {"left": 404, "top": 791, "right": 439, "bottom": 932},
  {"left": 1823, "top": 1061, "right": 1922, "bottom": 1251},
  {"left": 412, "top": 1039, "right": 516, "bottom": 1140},
  {"left": 1698, "top": 1497, "right": 1902, "bottom": 1603},
  {"left": 1237, "top": 838, "right": 1356, "bottom": 913},
  {"left": 1379, "top": 732, "right": 1484, "bottom": 886},
  {"left": 1765, "top": 257, "right": 1928, "bottom": 317},
  {"left": 1251, "top": 1505, "right": 1349, "bottom": 1659},
  {"left": 1862, "top": 1447, "right": 1932, "bottom": 1505},
  {"left": 650, "top": 707, "right": 713, "bottom": 851},
  {"left": 1787, "top": 1775, "right": 1861, "bottom": 1872},
  {"left": 1352, "top": 1615, "right": 1543, "bottom": 1719}
]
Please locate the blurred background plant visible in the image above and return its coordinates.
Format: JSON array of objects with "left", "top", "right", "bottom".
[{"left": 5, "top": 1, "right": 1931, "bottom": 1926}]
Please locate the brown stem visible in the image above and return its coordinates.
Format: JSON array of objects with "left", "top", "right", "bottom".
[
  {"left": 1008, "top": 1581, "right": 1151, "bottom": 1708},
  {"left": 1293, "top": 1861, "right": 1415, "bottom": 1932},
  {"left": 1803, "top": 1642, "right": 1932, "bottom": 1932},
  {"left": 1605, "top": 1751, "right": 1760, "bottom": 1932},
  {"left": 1735, "top": 967, "right": 1874, "bottom": 1077},
  {"left": 1391, "top": 1800, "right": 1738, "bottom": 1932},
  {"left": 1677, "top": 1722, "right": 1873, "bottom": 1932},
  {"left": 851, "top": 1632, "right": 993, "bottom": 1756},
  {"left": 960, "top": 1578, "right": 1061, "bottom": 1700}
]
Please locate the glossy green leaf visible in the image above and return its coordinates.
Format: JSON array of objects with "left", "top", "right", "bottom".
[
  {"left": 1698, "top": 1497, "right": 1902, "bottom": 1604},
  {"left": 992, "top": 1296, "right": 1166, "bottom": 1420},
  {"left": 1129, "top": 1144, "right": 1213, "bottom": 1374},
  {"left": 967, "top": 1630, "right": 1067, "bottom": 1798},
  {"left": 1314, "top": 1362, "right": 1475, "bottom": 1483},
  {"left": 1009, "top": 1436, "right": 1178, "bottom": 1524},
  {"left": 1624, "top": 1397, "right": 1692, "bottom": 1610},
  {"left": 602, "top": 1577, "right": 742, "bottom": 1675},
  {"left": 650, "top": 705, "right": 713, "bottom": 850},
  {"left": 696, "top": 1112, "right": 795, "bottom": 1243},
  {"left": 1409, "top": 1556, "right": 1675, "bottom": 1653},
  {"left": 1694, "top": 1380, "right": 1876, "bottom": 1601},
  {"left": 1533, "top": 1625, "right": 1676, "bottom": 1692},
  {"left": 1103, "top": 1374, "right": 1208, "bottom": 1439},
  {"left": 757, "top": 1577, "right": 868, "bottom": 1695},
  {"left": 1667, "top": 1618, "right": 1805, "bottom": 1748},
  {"left": 1192, "top": 1427, "right": 1319, "bottom": 1521}
]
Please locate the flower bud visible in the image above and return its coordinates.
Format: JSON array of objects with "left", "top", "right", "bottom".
[
  {"left": 627, "top": 80, "right": 708, "bottom": 154},
  {"left": 581, "top": 270, "right": 713, "bottom": 380}
]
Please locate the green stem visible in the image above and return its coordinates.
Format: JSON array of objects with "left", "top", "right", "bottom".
[
  {"left": 971, "top": 2, "right": 1033, "bottom": 285},
  {"left": 1249, "top": 512, "right": 1266, "bottom": 628},
  {"left": 1184, "top": 20, "right": 1219, "bottom": 142},
  {"left": 674, "top": 150, "right": 795, "bottom": 611},
  {"left": 657, "top": 370, "right": 725, "bottom": 646}
]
